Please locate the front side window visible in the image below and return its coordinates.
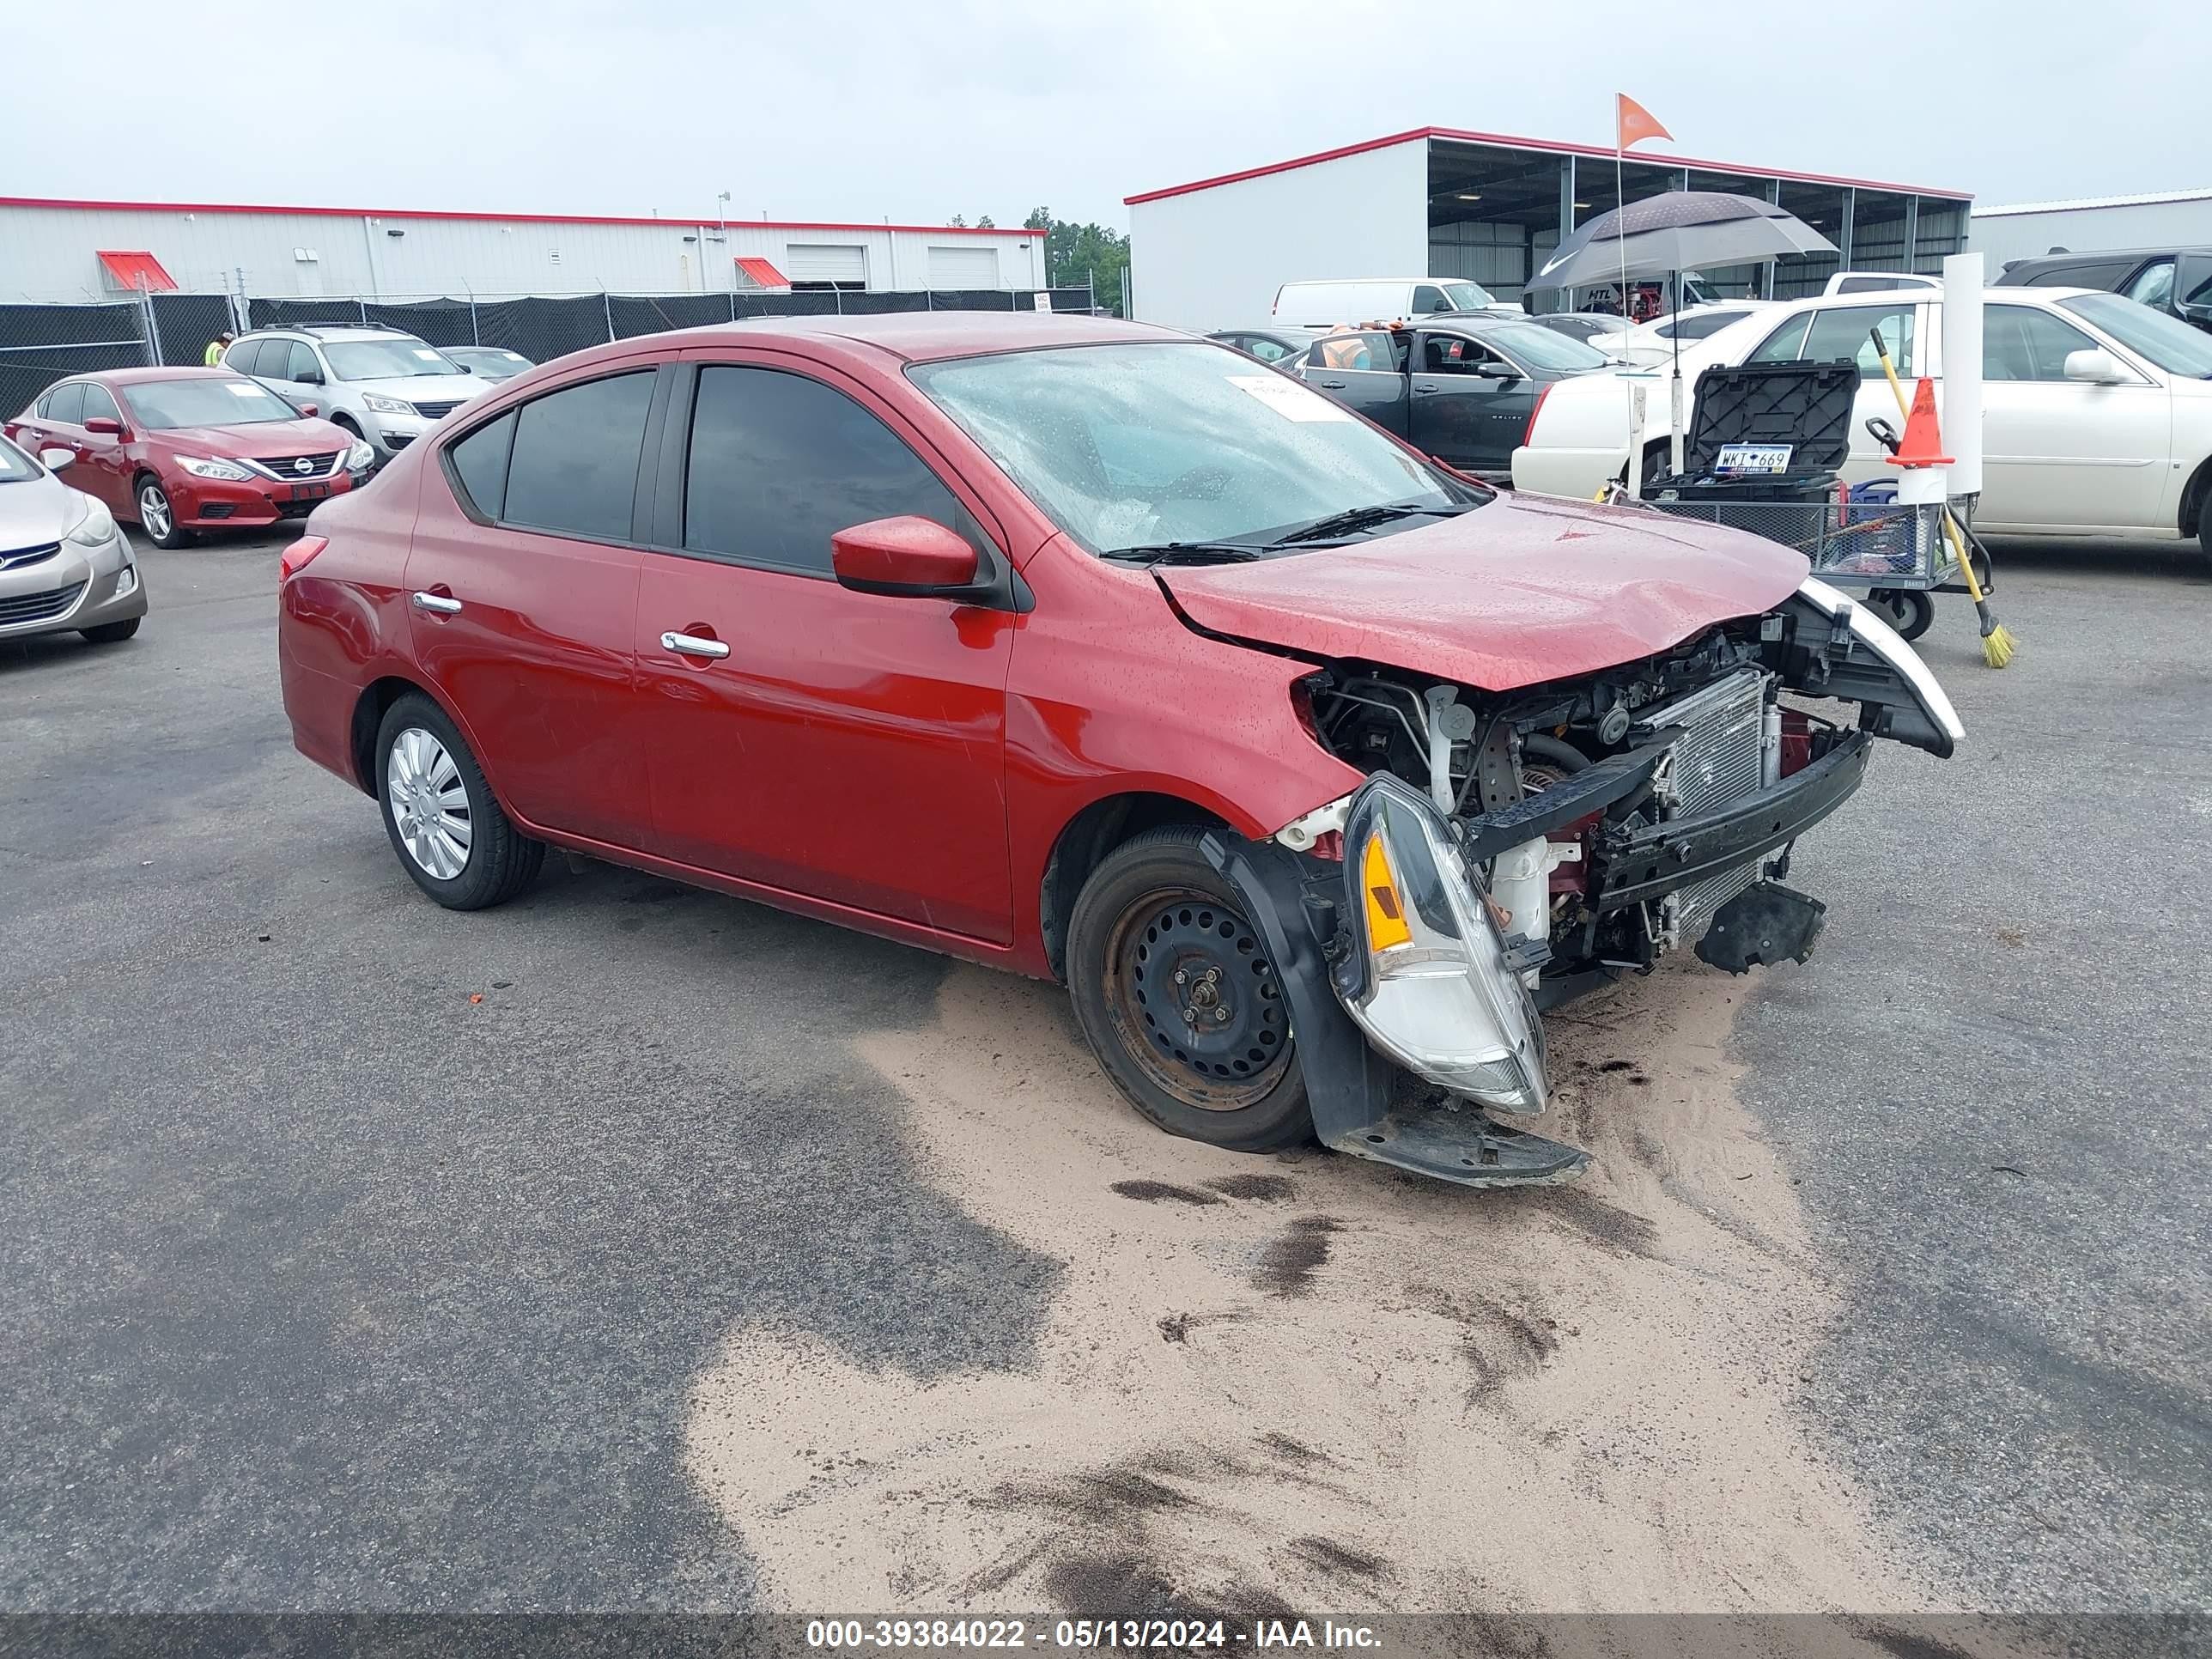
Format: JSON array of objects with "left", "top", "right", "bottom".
[
  {"left": 323, "top": 337, "right": 465, "bottom": 380},
  {"left": 80, "top": 385, "right": 121, "bottom": 425},
  {"left": 683, "top": 366, "right": 962, "bottom": 575},
  {"left": 909, "top": 341, "right": 1468, "bottom": 558},
  {"left": 1475, "top": 321, "right": 1609, "bottom": 371},
  {"left": 125, "top": 378, "right": 301, "bottom": 429},
  {"left": 1984, "top": 307, "right": 2100, "bottom": 382},
  {"left": 499, "top": 372, "right": 656, "bottom": 541},
  {"left": 284, "top": 342, "right": 323, "bottom": 382},
  {"left": 1413, "top": 285, "right": 1449, "bottom": 315},
  {"left": 2059, "top": 292, "right": 2212, "bottom": 377},
  {"left": 2124, "top": 260, "right": 2175, "bottom": 310}
]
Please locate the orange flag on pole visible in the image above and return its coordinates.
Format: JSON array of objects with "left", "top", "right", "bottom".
[{"left": 1616, "top": 94, "right": 1672, "bottom": 152}]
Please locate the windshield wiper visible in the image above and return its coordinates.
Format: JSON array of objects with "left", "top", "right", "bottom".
[
  {"left": 1269, "top": 501, "right": 1477, "bottom": 546},
  {"left": 1103, "top": 542, "right": 1269, "bottom": 566}
]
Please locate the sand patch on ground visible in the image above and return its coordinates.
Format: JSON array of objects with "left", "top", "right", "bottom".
[{"left": 684, "top": 960, "right": 1938, "bottom": 1621}]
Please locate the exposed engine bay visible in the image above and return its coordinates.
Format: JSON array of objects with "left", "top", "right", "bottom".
[{"left": 1279, "top": 582, "right": 1957, "bottom": 1006}]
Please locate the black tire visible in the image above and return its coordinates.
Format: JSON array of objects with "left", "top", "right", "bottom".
[
  {"left": 374, "top": 693, "right": 543, "bottom": 910},
  {"left": 1066, "top": 825, "right": 1312, "bottom": 1152},
  {"left": 81, "top": 617, "right": 140, "bottom": 645},
  {"left": 133, "top": 476, "right": 193, "bottom": 549}
]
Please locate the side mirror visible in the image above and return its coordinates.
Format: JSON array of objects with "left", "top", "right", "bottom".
[
  {"left": 2063, "top": 348, "right": 2125, "bottom": 385},
  {"left": 1475, "top": 361, "right": 1520, "bottom": 380},
  {"left": 84, "top": 416, "right": 125, "bottom": 436},
  {"left": 297, "top": 403, "right": 320, "bottom": 418},
  {"left": 298, "top": 368, "right": 325, "bottom": 386},
  {"left": 40, "top": 447, "right": 74, "bottom": 471},
  {"left": 830, "top": 515, "right": 981, "bottom": 599}
]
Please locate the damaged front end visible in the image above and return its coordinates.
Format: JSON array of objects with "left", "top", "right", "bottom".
[{"left": 1203, "top": 576, "right": 1961, "bottom": 1190}]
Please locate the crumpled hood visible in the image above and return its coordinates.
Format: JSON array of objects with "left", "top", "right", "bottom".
[{"left": 1158, "top": 492, "right": 1808, "bottom": 690}]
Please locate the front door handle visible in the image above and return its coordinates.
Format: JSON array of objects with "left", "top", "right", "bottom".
[
  {"left": 661, "top": 630, "right": 731, "bottom": 660},
  {"left": 410, "top": 591, "right": 462, "bottom": 615},
  {"left": 1414, "top": 383, "right": 1445, "bottom": 394},
  {"left": 1317, "top": 379, "right": 1347, "bottom": 389}
]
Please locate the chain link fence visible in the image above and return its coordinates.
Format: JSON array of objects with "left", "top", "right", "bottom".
[{"left": 0, "top": 284, "right": 1101, "bottom": 416}]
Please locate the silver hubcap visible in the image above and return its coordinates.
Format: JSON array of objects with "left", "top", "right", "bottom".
[
  {"left": 140, "top": 486, "right": 171, "bottom": 538},
  {"left": 386, "top": 727, "right": 472, "bottom": 880}
]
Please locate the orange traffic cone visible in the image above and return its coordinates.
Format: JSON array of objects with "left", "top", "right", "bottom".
[{"left": 1886, "top": 377, "right": 1954, "bottom": 468}]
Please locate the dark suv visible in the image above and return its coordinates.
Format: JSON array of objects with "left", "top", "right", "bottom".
[{"left": 1995, "top": 246, "right": 2212, "bottom": 333}]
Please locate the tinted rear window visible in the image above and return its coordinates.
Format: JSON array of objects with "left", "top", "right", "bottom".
[
  {"left": 446, "top": 410, "right": 518, "bottom": 519},
  {"left": 500, "top": 372, "right": 655, "bottom": 542}
]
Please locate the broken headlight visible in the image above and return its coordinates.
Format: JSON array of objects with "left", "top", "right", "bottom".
[{"left": 1335, "top": 774, "right": 1549, "bottom": 1115}]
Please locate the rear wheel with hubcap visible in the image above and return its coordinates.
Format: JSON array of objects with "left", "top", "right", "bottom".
[
  {"left": 136, "top": 477, "right": 192, "bottom": 549},
  {"left": 374, "top": 693, "right": 543, "bottom": 909},
  {"left": 1066, "top": 826, "right": 1312, "bottom": 1152}
]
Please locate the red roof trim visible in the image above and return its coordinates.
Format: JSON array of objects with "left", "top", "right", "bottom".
[
  {"left": 5, "top": 197, "right": 1036, "bottom": 238},
  {"left": 94, "top": 249, "right": 178, "bottom": 291},
  {"left": 1124, "top": 126, "right": 1970, "bottom": 206},
  {"left": 734, "top": 255, "right": 790, "bottom": 289}
]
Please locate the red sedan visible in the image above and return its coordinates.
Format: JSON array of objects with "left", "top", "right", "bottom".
[
  {"left": 276, "top": 314, "right": 1960, "bottom": 1189},
  {"left": 5, "top": 367, "right": 373, "bottom": 548}
]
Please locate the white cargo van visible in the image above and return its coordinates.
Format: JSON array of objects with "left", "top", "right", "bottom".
[{"left": 1272, "top": 277, "right": 1521, "bottom": 326}]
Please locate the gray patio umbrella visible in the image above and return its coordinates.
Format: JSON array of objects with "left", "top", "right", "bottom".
[
  {"left": 1528, "top": 191, "right": 1838, "bottom": 480},
  {"left": 1528, "top": 190, "right": 1838, "bottom": 293}
]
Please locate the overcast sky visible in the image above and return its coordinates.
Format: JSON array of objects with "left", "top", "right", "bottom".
[{"left": 11, "top": 0, "right": 2206, "bottom": 226}]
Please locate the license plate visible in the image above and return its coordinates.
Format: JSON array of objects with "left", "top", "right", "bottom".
[
  {"left": 289, "top": 482, "right": 333, "bottom": 502},
  {"left": 1715, "top": 443, "right": 1793, "bottom": 475}
]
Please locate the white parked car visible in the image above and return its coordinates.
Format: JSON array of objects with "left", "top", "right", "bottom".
[
  {"left": 1588, "top": 301, "right": 1778, "bottom": 367},
  {"left": 1513, "top": 286, "right": 2212, "bottom": 557},
  {"left": 1272, "top": 277, "right": 1519, "bottom": 326}
]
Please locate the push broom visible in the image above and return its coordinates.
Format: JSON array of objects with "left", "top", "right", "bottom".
[{"left": 1868, "top": 328, "right": 2015, "bottom": 668}]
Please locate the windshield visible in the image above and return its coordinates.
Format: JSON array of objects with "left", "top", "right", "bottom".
[
  {"left": 126, "top": 378, "right": 301, "bottom": 429},
  {"left": 1440, "top": 281, "right": 1496, "bottom": 312},
  {"left": 324, "top": 338, "right": 467, "bottom": 380},
  {"left": 909, "top": 342, "right": 1474, "bottom": 557},
  {"left": 2059, "top": 293, "right": 2212, "bottom": 377},
  {"left": 0, "top": 434, "right": 35, "bottom": 483},
  {"left": 447, "top": 348, "right": 529, "bottom": 374},
  {"left": 1478, "top": 321, "right": 1610, "bottom": 372}
]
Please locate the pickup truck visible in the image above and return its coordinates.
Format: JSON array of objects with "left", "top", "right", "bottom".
[{"left": 1287, "top": 318, "right": 1612, "bottom": 481}]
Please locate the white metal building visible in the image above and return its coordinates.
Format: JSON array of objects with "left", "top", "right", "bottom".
[
  {"left": 1124, "top": 126, "right": 1972, "bottom": 329},
  {"left": 1967, "top": 188, "right": 2212, "bottom": 274},
  {"left": 0, "top": 195, "right": 1049, "bottom": 302}
]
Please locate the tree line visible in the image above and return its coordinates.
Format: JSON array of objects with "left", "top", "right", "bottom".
[{"left": 947, "top": 210, "right": 1130, "bottom": 314}]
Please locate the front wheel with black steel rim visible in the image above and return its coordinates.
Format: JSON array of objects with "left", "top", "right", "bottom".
[
  {"left": 1066, "top": 825, "right": 1312, "bottom": 1152},
  {"left": 136, "top": 477, "right": 192, "bottom": 549},
  {"left": 374, "top": 693, "right": 544, "bottom": 910}
]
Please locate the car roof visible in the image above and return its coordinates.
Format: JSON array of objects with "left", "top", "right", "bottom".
[
  {"left": 2007, "top": 245, "right": 2210, "bottom": 267},
  {"left": 52, "top": 365, "right": 270, "bottom": 387},
  {"left": 645, "top": 312, "right": 1171, "bottom": 364},
  {"left": 244, "top": 324, "right": 420, "bottom": 341}
]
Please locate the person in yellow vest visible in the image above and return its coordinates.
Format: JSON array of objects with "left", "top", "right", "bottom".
[{"left": 203, "top": 331, "right": 234, "bottom": 368}]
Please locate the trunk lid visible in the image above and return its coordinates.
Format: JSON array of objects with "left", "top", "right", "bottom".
[{"left": 1158, "top": 493, "right": 1808, "bottom": 690}]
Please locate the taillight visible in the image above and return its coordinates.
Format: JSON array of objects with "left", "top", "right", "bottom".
[
  {"left": 1523, "top": 381, "right": 1554, "bottom": 447},
  {"left": 279, "top": 535, "right": 327, "bottom": 580}
]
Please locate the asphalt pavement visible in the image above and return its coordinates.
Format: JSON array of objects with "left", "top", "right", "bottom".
[{"left": 0, "top": 525, "right": 2204, "bottom": 1615}]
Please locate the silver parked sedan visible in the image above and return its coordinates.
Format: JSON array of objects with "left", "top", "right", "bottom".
[{"left": 0, "top": 434, "right": 147, "bottom": 647}]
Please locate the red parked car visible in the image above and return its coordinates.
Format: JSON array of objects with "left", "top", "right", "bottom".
[
  {"left": 276, "top": 315, "right": 1960, "bottom": 1188},
  {"left": 5, "top": 368, "right": 373, "bottom": 548}
]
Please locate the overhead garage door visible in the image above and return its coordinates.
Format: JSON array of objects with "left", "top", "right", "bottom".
[
  {"left": 786, "top": 243, "right": 868, "bottom": 287},
  {"left": 927, "top": 245, "right": 1000, "bottom": 289}
]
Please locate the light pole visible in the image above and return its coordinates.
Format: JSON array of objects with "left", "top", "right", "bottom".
[{"left": 716, "top": 191, "right": 732, "bottom": 298}]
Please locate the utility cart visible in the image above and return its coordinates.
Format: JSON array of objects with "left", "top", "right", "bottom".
[{"left": 1635, "top": 360, "right": 1973, "bottom": 641}]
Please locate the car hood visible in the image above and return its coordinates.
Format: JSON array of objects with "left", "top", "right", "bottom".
[
  {"left": 1157, "top": 493, "right": 1808, "bottom": 690},
  {"left": 0, "top": 473, "right": 94, "bottom": 550},
  {"left": 345, "top": 374, "right": 494, "bottom": 403},
  {"left": 150, "top": 418, "right": 356, "bottom": 458}
]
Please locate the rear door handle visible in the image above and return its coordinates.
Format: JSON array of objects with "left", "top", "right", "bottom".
[
  {"left": 410, "top": 591, "right": 462, "bottom": 615},
  {"left": 1414, "top": 383, "right": 1445, "bottom": 395},
  {"left": 1317, "top": 379, "right": 1347, "bottom": 389},
  {"left": 661, "top": 630, "right": 731, "bottom": 660}
]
